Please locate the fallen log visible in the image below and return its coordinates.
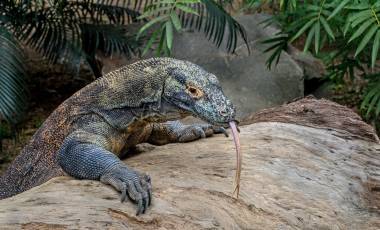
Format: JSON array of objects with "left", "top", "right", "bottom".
[{"left": 0, "top": 98, "right": 379, "bottom": 229}]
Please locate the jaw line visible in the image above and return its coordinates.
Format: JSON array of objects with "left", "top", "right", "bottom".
[
  {"left": 164, "top": 97, "right": 235, "bottom": 127},
  {"left": 165, "top": 97, "right": 194, "bottom": 116},
  {"left": 191, "top": 113, "right": 233, "bottom": 128}
]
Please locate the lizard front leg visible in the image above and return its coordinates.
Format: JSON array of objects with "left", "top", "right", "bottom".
[
  {"left": 147, "top": 120, "right": 228, "bottom": 145},
  {"left": 57, "top": 121, "right": 151, "bottom": 215}
]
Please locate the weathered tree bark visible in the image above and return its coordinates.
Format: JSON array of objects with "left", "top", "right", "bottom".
[
  {"left": 0, "top": 98, "right": 379, "bottom": 229},
  {"left": 241, "top": 96, "right": 379, "bottom": 143}
]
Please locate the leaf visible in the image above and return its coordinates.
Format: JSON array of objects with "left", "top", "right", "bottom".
[
  {"left": 290, "top": 18, "right": 317, "bottom": 42},
  {"left": 304, "top": 25, "right": 315, "bottom": 52},
  {"left": 156, "top": 25, "right": 167, "bottom": 56},
  {"left": 179, "top": 0, "right": 249, "bottom": 53},
  {"left": 371, "top": 30, "right": 380, "bottom": 68},
  {"left": 178, "top": 0, "right": 201, "bottom": 3},
  {"left": 343, "top": 15, "right": 352, "bottom": 36},
  {"left": 365, "top": 85, "right": 380, "bottom": 117},
  {"left": 261, "top": 35, "right": 288, "bottom": 44},
  {"left": 138, "top": 7, "right": 173, "bottom": 19},
  {"left": 0, "top": 27, "right": 27, "bottom": 124},
  {"left": 155, "top": 0, "right": 176, "bottom": 4},
  {"left": 349, "top": 9, "right": 372, "bottom": 25},
  {"left": 351, "top": 11, "right": 373, "bottom": 28},
  {"left": 142, "top": 28, "right": 160, "bottom": 56},
  {"left": 137, "top": 15, "right": 168, "bottom": 39},
  {"left": 314, "top": 20, "right": 320, "bottom": 54},
  {"left": 375, "top": 95, "right": 380, "bottom": 116},
  {"left": 170, "top": 12, "right": 182, "bottom": 31},
  {"left": 348, "top": 19, "right": 374, "bottom": 43},
  {"left": 327, "top": 0, "right": 350, "bottom": 20},
  {"left": 320, "top": 16, "right": 335, "bottom": 40},
  {"left": 305, "top": 4, "right": 321, "bottom": 12},
  {"left": 368, "top": 94, "right": 380, "bottom": 117},
  {"left": 176, "top": 4, "right": 199, "bottom": 15},
  {"left": 165, "top": 20, "right": 173, "bottom": 50},
  {"left": 354, "top": 24, "right": 378, "bottom": 57},
  {"left": 263, "top": 41, "right": 285, "bottom": 53},
  {"left": 361, "top": 84, "right": 380, "bottom": 110},
  {"left": 346, "top": 3, "right": 370, "bottom": 10}
]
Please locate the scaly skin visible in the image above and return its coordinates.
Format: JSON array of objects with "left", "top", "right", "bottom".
[{"left": 0, "top": 58, "right": 236, "bottom": 215}]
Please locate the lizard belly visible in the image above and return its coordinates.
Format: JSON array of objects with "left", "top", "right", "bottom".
[{"left": 112, "top": 120, "right": 153, "bottom": 158}]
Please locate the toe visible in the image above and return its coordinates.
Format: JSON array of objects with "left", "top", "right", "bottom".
[
  {"left": 214, "top": 127, "right": 229, "bottom": 137},
  {"left": 194, "top": 127, "right": 206, "bottom": 138},
  {"left": 120, "top": 183, "right": 128, "bottom": 202},
  {"left": 134, "top": 181, "right": 149, "bottom": 213},
  {"left": 136, "top": 196, "right": 144, "bottom": 215}
]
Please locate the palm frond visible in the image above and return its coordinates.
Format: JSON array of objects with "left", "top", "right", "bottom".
[
  {"left": 64, "top": 0, "right": 142, "bottom": 24},
  {"left": 346, "top": 1, "right": 380, "bottom": 67},
  {"left": 81, "top": 24, "right": 140, "bottom": 57},
  {"left": 0, "top": 27, "right": 27, "bottom": 124},
  {"left": 10, "top": 1, "right": 141, "bottom": 76},
  {"left": 80, "top": 24, "right": 140, "bottom": 77},
  {"left": 182, "top": 0, "right": 249, "bottom": 52},
  {"left": 138, "top": 0, "right": 249, "bottom": 54},
  {"left": 361, "top": 73, "right": 380, "bottom": 118}
]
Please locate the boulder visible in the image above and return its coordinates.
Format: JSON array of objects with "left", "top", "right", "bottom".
[
  {"left": 171, "top": 14, "right": 304, "bottom": 119},
  {"left": 0, "top": 98, "right": 379, "bottom": 229},
  {"left": 287, "top": 46, "right": 326, "bottom": 81}
]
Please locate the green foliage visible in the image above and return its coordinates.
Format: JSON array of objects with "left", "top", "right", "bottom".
[
  {"left": 0, "top": 0, "right": 141, "bottom": 124},
  {"left": 361, "top": 73, "right": 380, "bottom": 118},
  {"left": 242, "top": 0, "right": 297, "bottom": 12},
  {"left": 137, "top": 0, "right": 248, "bottom": 55},
  {"left": 0, "top": 27, "right": 27, "bottom": 124},
  {"left": 250, "top": 0, "right": 380, "bottom": 122},
  {"left": 0, "top": 0, "right": 248, "bottom": 124}
]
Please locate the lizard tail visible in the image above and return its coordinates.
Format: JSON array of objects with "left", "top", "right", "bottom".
[
  {"left": 0, "top": 106, "right": 69, "bottom": 200},
  {"left": 0, "top": 147, "right": 64, "bottom": 200}
]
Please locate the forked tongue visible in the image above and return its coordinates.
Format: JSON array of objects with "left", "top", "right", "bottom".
[{"left": 229, "top": 121, "right": 241, "bottom": 198}]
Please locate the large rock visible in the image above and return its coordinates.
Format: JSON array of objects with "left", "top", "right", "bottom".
[
  {"left": 0, "top": 98, "right": 379, "bottom": 229},
  {"left": 171, "top": 14, "right": 304, "bottom": 119}
]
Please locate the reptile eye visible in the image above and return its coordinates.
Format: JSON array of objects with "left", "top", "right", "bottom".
[{"left": 186, "top": 85, "right": 204, "bottom": 99}]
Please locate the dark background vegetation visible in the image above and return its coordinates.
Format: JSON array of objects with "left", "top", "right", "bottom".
[{"left": 1, "top": 0, "right": 380, "bottom": 172}]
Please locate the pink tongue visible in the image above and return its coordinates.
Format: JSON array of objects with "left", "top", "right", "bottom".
[{"left": 229, "top": 121, "right": 241, "bottom": 198}]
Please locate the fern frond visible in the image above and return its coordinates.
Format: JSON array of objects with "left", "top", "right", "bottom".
[
  {"left": 0, "top": 27, "right": 27, "bottom": 124},
  {"left": 361, "top": 75, "right": 380, "bottom": 118},
  {"left": 183, "top": 0, "right": 249, "bottom": 52}
]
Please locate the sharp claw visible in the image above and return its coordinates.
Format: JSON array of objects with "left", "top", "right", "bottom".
[
  {"left": 221, "top": 128, "right": 229, "bottom": 137},
  {"left": 102, "top": 167, "right": 153, "bottom": 215},
  {"left": 146, "top": 175, "right": 151, "bottom": 183},
  {"left": 143, "top": 196, "right": 149, "bottom": 213},
  {"left": 120, "top": 183, "right": 127, "bottom": 202},
  {"left": 194, "top": 127, "right": 206, "bottom": 138},
  {"left": 136, "top": 198, "right": 144, "bottom": 215},
  {"left": 148, "top": 191, "right": 152, "bottom": 206},
  {"left": 213, "top": 127, "right": 229, "bottom": 137},
  {"left": 147, "top": 186, "right": 152, "bottom": 206}
]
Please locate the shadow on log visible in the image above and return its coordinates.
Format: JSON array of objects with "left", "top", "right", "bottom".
[{"left": 0, "top": 98, "right": 379, "bottom": 229}]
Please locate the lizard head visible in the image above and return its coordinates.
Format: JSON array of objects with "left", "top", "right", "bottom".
[{"left": 161, "top": 59, "right": 236, "bottom": 126}]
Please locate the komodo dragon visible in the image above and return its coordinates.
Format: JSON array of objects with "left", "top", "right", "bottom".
[{"left": 0, "top": 58, "right": 238, "bottom": 215}]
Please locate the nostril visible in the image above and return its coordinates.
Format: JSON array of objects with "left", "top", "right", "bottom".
[{"left": 219, "top": 109, "right": 228, "bottom": 116}]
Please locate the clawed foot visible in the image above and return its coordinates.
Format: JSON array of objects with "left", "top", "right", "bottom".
[
  {"left": 176, "top": 123, "right": 228, "bottom": 142},
  {"left": 100, "top": 165, "right": 152, "bottom": 215}
]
